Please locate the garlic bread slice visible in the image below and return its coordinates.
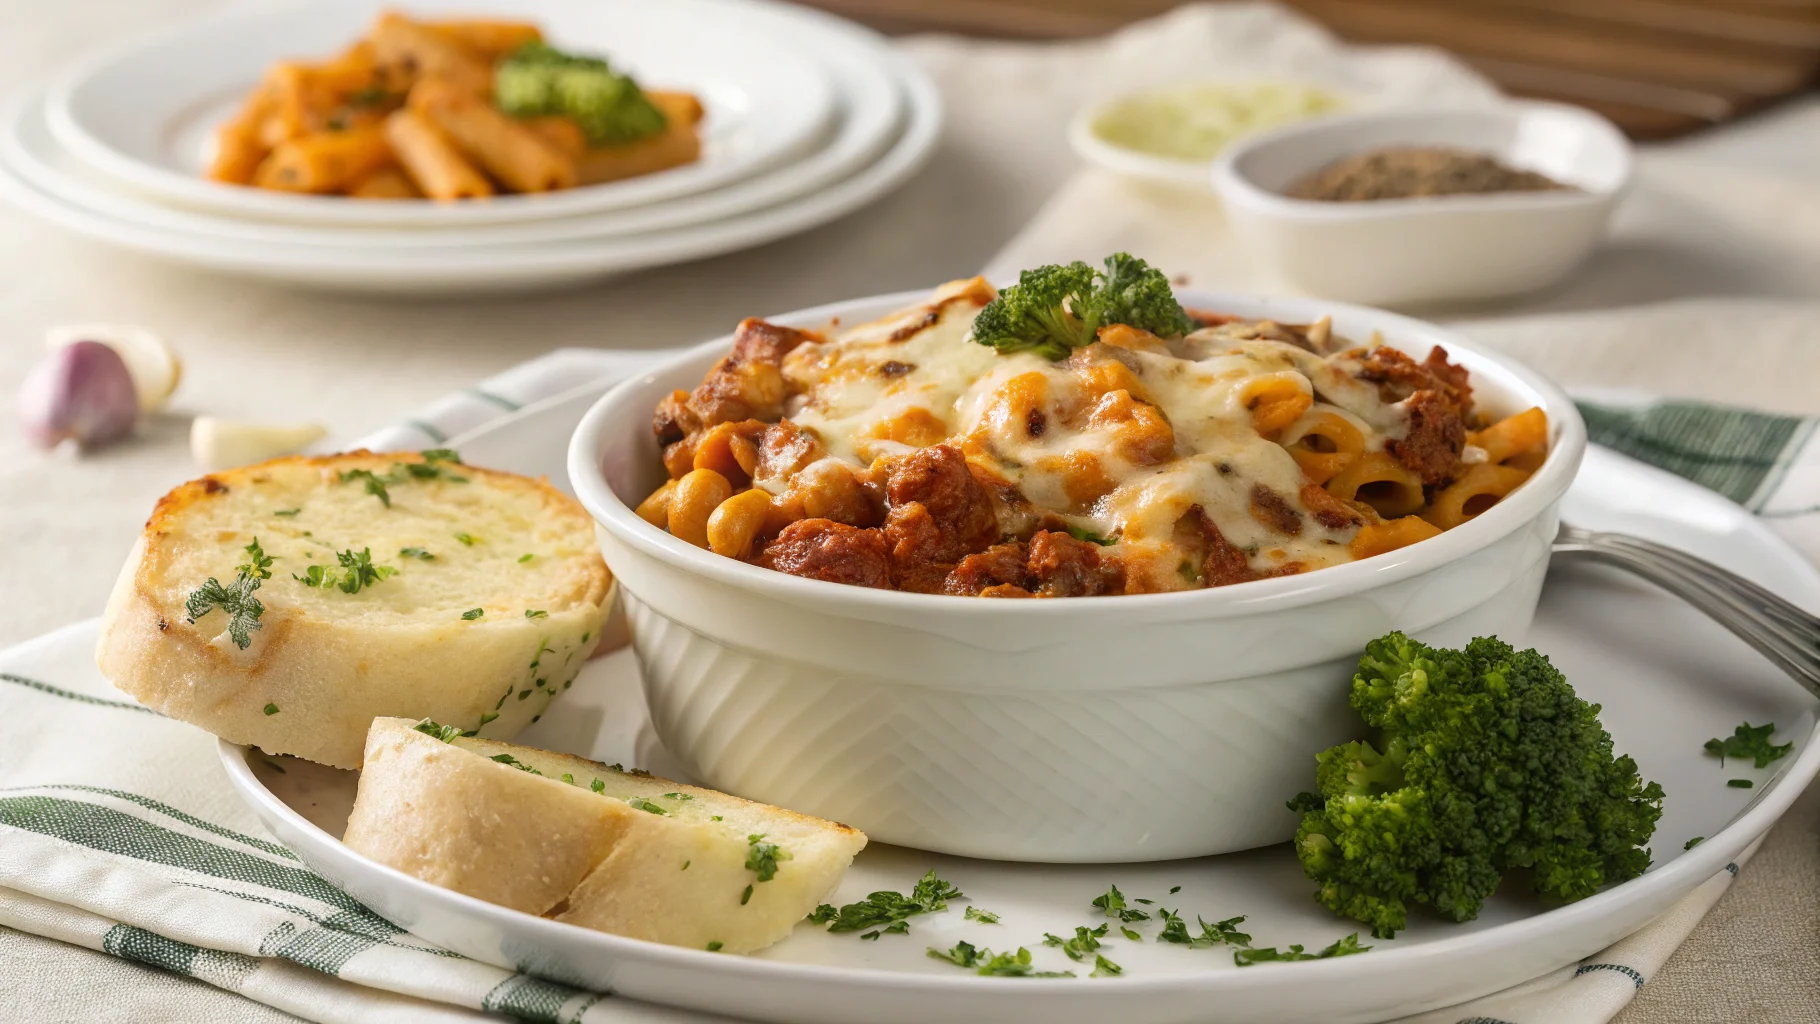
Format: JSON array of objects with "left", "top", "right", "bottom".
[
  {"left": 96, "top": 451, "right": 610, "bottom": 768},
  {"left": 344, "top": 717, "right": 868, "bottom": 954}
]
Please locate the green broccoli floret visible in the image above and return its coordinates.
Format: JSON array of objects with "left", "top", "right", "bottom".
[
  {"left": 1290, "top": 633, "right": 1664, "bottom": 938},
  {"left": 494, "top": 42, "right": 666, "bottom": 145},
  {"left": 969, "top": 252, "right": 1193, "bottom": 360}
]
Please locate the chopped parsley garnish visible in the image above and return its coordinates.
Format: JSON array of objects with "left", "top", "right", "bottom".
[
  {"left": 422, "top": 448, "right": 461, "bottom": 463},
  {"left": 811, "top": 870, "right": 963, "bottom": 933},
  {"left": 1043, "top": 924, "right": 1108, "bottom": 962},
  {"left": 860, "top": 921, "right": 910, "bottom": 940},
  {"left": 626, "top": 796, "right": 668, "bottom": 815},
  {"left": 1091, "top": 954, "right": 1122, "bottom": 977},
  {"left": 413, "top": 719, "right": 470, "bottom": 743},
  {"left": 927, "top": 942, "right": 1072, "bottom": 978},
  {"left": 705, "top": 941, "right": 722, "bottom": 952},
  {"left": 1728, "top": 779, "right": 1753, "bottom": 788},
  {"left": 1120, "top": 926, "right": 1141, "bottom": 941},
  {"left": 478, "top": 711, "right": 498, "bottom": 726},
  {"left": 184, "top": 538, "right": 273, "bottom": 650},
  {"left": 1684, "top": 837, "right": 1705, "bottom": 850},
  {"left": 293, "top": 548, "right": 397, "bottom": 594},
  {"left": 461, "top": 608, "right": 484, "bottom": 620},
  {"left": 1065, "top": 526, "right": 1115, "bottom": 546},
  {"left": 682, "top": 860, "right": 690, "bottom": 871},
  {"left": 455, "top": 532, "right": 478, "bottom": 546},
  {"left": 400, "top": 547, "right": 434, "bottom": 560},
  {"left": 489, "top": 753, "right": 542, "bottom": 775},
  {"left": 274, "top": 508, "right": 301, "bottom": 517},
  {"left": 518, "top": 553, "right": 534, "bottom": 563},
  {"left": 709, "top": 814, "right": 723, "bottom": 821},
  {"left": 664, "top": 792, "right": 693, "bottom": 801},
  {"left": 263, "top": 703, "right": 279, "bottom": 716},
  {"left": 1090, "top": 884, "right": 1149, "bottom": 923},
  {"left": 560, "top": 773, "right": 574, "bottom": 785},
  {"left": 746, "top": 834, "right": 792, "bottom": 882},
  {"left": 1704, "top": 722, "right": 1792, "bottom": 769},
  {"left": 964, "top": 906, "right": 1000, "bottom": 924},
  {"left": 1169, "top": 886, "right": 1181, "bottom": 894},
  {"left": 525, "top": 609, "right": 548, "bottom": 619},
  {"left": 590, "top": 778, "right": 605, "bottom": 793},
  {"left": 741, "top": 885, "right": 754, "bottom": 905},
  {"left": 1156, "top": 908, "right": 1250, "bottom": 948},
  {"left": 1232, "top": 933, "right": 1370, "bottom": 966},
  {"left": 339, "top": 468, "right": 392, "bottom": 507}
]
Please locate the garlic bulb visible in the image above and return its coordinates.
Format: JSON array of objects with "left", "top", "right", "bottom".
[
  {"left": 45, "top": 324, "right": 182, "bottom": 412},
  {"left": 191, "top": 417, "right": 328, "bottom": 470},
  {"left": 19, "top": 340, "right": 140, "bottom": 450}
]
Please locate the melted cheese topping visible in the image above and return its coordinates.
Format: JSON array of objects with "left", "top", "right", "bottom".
[{"left": 781, "top": 283, "right": 1416, "bottom": 591}]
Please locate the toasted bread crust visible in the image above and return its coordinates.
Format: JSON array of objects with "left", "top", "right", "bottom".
[
  {"left": 97, "top": 452, "right": 612, "bottom": 768},
  {"left": 344, "top": 719, "right": 868, "bottom": 954}
]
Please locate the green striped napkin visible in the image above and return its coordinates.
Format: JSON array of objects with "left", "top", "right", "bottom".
[{"left": 0, "top": 354, "right": 1809, "bottom": 1024}]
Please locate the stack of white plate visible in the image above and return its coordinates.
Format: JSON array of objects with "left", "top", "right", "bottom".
[{"left": 0, "top": 0, "right": 941, "bottom": 295}]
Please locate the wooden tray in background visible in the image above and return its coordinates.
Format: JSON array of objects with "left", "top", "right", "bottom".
[{"left": 801, "top": 0, "right": 1820, "bottom": 138}]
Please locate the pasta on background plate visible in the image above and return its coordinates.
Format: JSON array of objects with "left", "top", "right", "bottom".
[
  {"left": 640, "top": 266, "right": 1549, "bottom": 597},
  {"left": 208, "top": 12, "right": 704, "bottom": 200}
]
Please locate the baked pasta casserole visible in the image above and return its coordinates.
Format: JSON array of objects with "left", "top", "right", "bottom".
[{"left": 641, "top": 256, "right": 1548, "bottom": 597}]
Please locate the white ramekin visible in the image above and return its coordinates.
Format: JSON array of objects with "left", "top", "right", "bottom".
[
  {"left": 1211, "top": 102, "right": 1632, "bottom": 307},
  {"left": 568, "top": 289, "right": 1586, "bottom": 862}
]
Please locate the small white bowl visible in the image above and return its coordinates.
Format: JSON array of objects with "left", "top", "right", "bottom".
[
  {"left": 1068, "top": 80, "right": 1349, "bottom": 190},
  {"left": 1211, "top": 102, "right": 1632, "bottom": 306},
  {"left": 568, "top": 288, "right": 1586, "bottom": 863}
]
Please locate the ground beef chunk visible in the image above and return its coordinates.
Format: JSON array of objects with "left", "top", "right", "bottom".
[
  {"left": 682, "top": 318, "right": 817, "bottom": 430},
  {"left": 884, "top": 444, "right": 1001, "bottom": 561},
  {"left": 1199, "top": 513, "right": 1261, "bottom": 588},
  {"left": 1300, "top": 483, "right": 1366, "bottom": 531},
  {"left": 755, "top": 519, "right": 890, "bottom": 588},
  {"left": 945, "top": 542, "right": 1032, "bottom": 596},
  {"left": 1421, "top": 346, "right": 1472, "bottom": 410},
  {"left": 1355, "top": 345, "right": 1457, "bottom": 406},
  {"left": 1387, "top": 389, "right": 1466, "bottom": 488},
  {"left": 653, "top": 389, "right": 698, "bottom": 446},
  {"left": 1025, "top": 531, "right": 1124, "bottom": 597},
  {"left": 1248, "top": 484, "right": 1304, "bottom": 536},
  {"left": 882, "top": 504, "right": 954, "bottom": 593}
]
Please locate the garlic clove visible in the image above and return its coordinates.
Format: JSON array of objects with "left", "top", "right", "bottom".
[
  {"left": 190, "top": 417, "right": 328, "bottom": 471},
  {"left": 19, "top": 340, "right": 140, "bottom": 450},
  {"left": 46, "top": 324, "right": 182, "bottom": 412}
]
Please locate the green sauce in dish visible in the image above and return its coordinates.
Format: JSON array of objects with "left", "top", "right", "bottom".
[{"left": 1090, "top": 82, "right": 1342, "bottom": 162}]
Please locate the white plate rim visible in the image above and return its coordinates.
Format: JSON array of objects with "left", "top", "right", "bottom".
[
  {"left": 214, "top": 414, "right": 1820, "bottom": 1019},
  {"left": 0, "top": 57, "right": 941, "bottom": 292},
  {"left": 40, "top": 0, "right": 847, "bottom": 226}
]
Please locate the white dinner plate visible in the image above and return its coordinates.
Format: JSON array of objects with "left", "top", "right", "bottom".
[
  {"left": 220, "top": 380, "right": 1820, "bottom": 1024},
  {"left": 3, "top": 20, "right": 901, "bottom": 248},
  {"left": 0, "top": 59, "right": 941, "bottom": 294},
  {"left": 44, "top": 0, "right": 839, "bottom": 226}
]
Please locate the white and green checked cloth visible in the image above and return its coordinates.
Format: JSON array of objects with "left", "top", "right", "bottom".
[{"left": 0, "top": 346, "right": 1811, "bottom": 1024}]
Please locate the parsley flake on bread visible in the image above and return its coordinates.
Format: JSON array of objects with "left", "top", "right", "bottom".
[
  {"left": 95, "top": 450, "right": 611, "bottom": 768},
  {"left": 344, "top": 717, "right": 868, "bottom": 954}
]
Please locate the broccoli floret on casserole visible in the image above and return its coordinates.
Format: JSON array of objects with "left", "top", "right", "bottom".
[{"left": 968, "top": 252, "right": 1193, "bottom": 360}]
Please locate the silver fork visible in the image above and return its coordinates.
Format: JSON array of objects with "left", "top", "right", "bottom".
[{"left": 1553, "top": 524, "right": 1820, "bottom": 702}]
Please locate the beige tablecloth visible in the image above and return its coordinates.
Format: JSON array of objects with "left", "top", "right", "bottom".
[{"left": 2, "top": 2, "right": 1818, "bottom": 1021}]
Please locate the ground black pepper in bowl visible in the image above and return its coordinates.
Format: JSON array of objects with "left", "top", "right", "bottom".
[{"left": 1284, "top": 146, "right": 1573, "bottom": 202}]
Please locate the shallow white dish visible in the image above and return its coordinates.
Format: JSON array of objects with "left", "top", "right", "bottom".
[
  {"left": 3, "top": 22, "right": 900, "bottom": 248},
  {"left": 0, "top": 59, "right": 940, "bottom": 294},
  {"left": 45, "top": 0, "right": 839, "bottom": 226},
  {"left": 1210, "top": 102, "right": 1632, "bottom": 307},
  {"left": 220, "top": 379, "right": 1820, "bottom": 1024},
  {"left": 570, "top": 289, "right": 1583, "bottom": 862}
]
